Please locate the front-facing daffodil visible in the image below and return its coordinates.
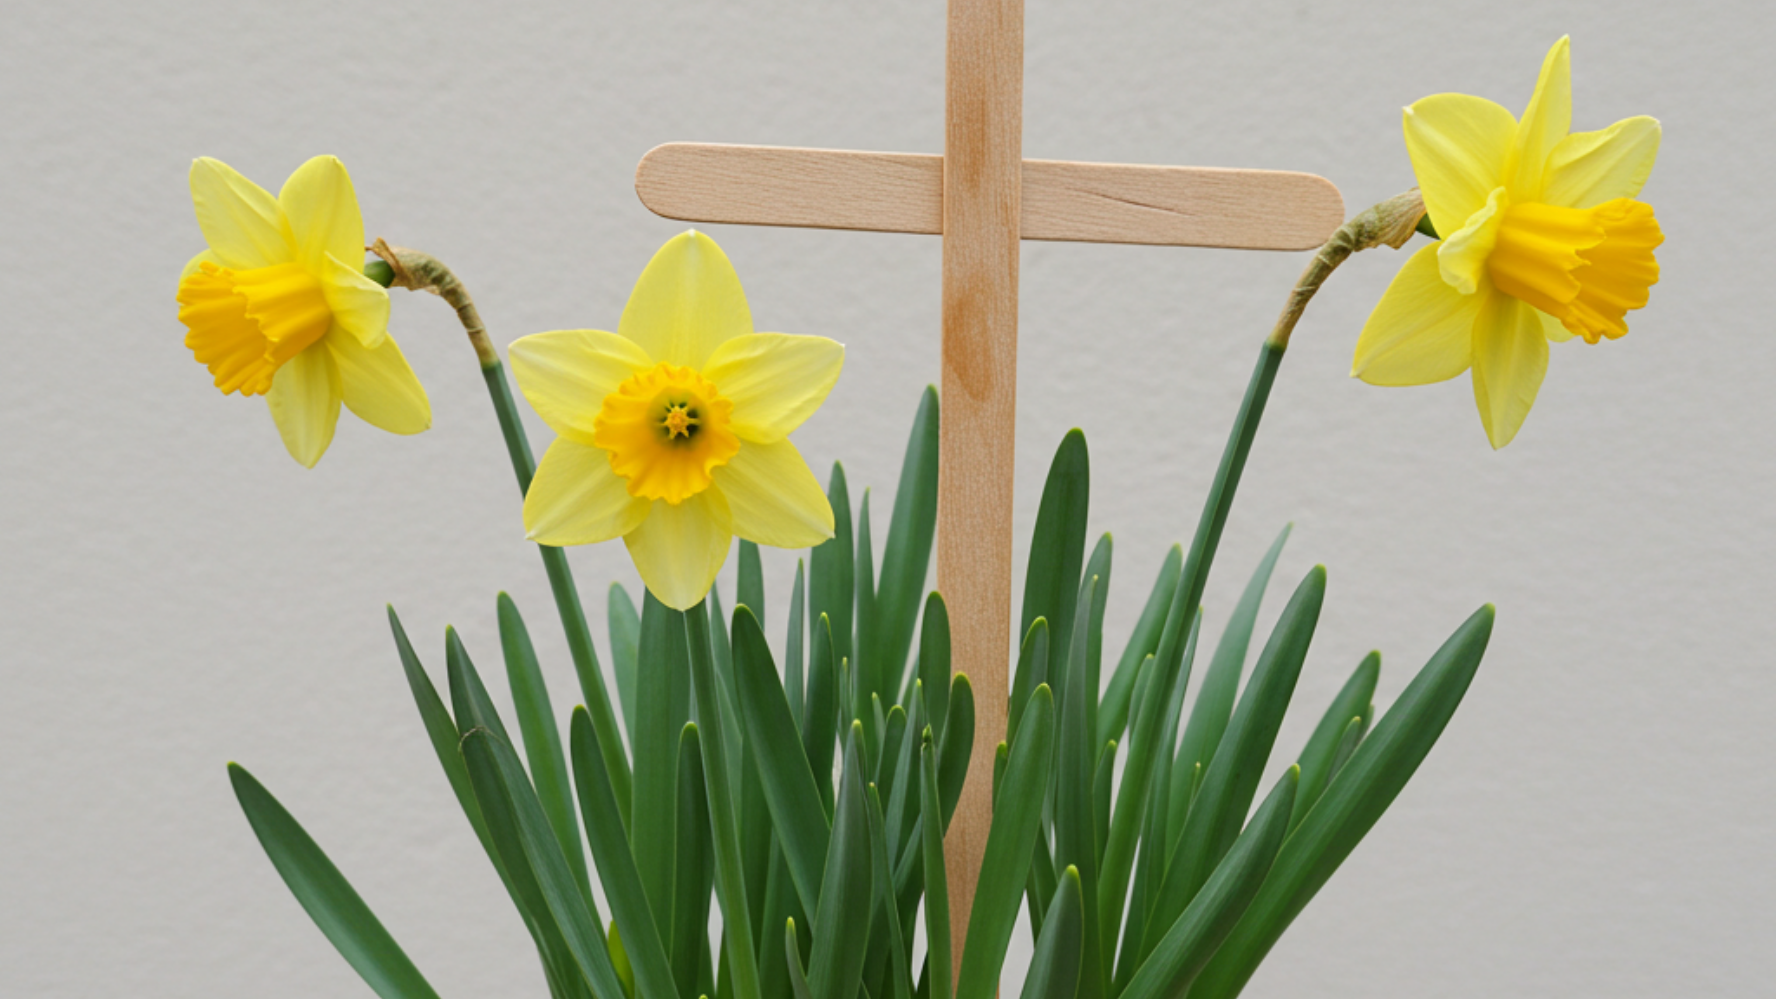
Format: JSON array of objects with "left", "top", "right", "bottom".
[
  {"left": 1353, "top": 37, "right": 1663, "bottom": 448},
  {"left": 176, "top": 156, "right": 430, "bottom": 467},
  {"left": 510, "top": 232, "right": 842, "bottom": 610}
]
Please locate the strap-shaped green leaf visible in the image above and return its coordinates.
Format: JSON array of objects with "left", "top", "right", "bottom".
[
  {"left": 1056, "top": 577, "right": 1104, "bottom": 999},
  {"left": 387, "top": 608, "right": 498, "bottom": 875},
  {"left": 461, "top": 726, "right": 626, "bottom": 999},
  {"left": 877, "top": 387, "right": 940, "bottom": 705},
  {"left": 787, "top": 919, "right": 814, "bottom": 999},
  {"left": 937, "top": 673, "right": 975, "bottom": 830},
  {"left": 811, "top": 463, "right": 854, "bottom": 668},
  {"left": 920, "top": 734, "right": 953, "bottom": 999},
  {"left": 1190, "top": 605, "right": 1493, "bottom": 999},
  {"left": 1169, "top": 523, "right": 1292, "bottom": 849},
  {"left": 671, "top": 725, "right": 712, "bottom": 999},
  {"left": 808, "top": 727, "right": 876, "bottom": 999},
  {"left": 633, "top": 592, "right": 692, "bottom": 938},
  {"left": 1079, "top": 535, "right": 1113, "bottom": 748},
  {"left": 1326, "top": 714, "right": 1366, "bottom": 785},
  {"left": 955, "top": 685, "right": 1056, "bottom": 999},
  {"left": 733, "top": 604, "right": 831, "bottom": 918},
  {"left": 1099, "top": 546, "right": 1180, "bottom": 748},
  {"left": 1020, "top": 866, "right": 1084, "bottom": 999},
  {"left": 882, "top": 685, "right": 925, "bottom": 868},
  {"left": 738, "top": 540, "right": 766, "bottom": 626},
  {"left": 804, "top": 613, "right": 840, "bottom": 815},
  {"left": 1289, "top": 652, "right": 1379, "bottom": 834},
  {"left": 856, "top": 489, "right": 880, "bottom": 712},
  {"left": 786, "top": 560, "right": 808, "bottom": 732},
  {"left": 500, "top": 593, "right": 591, "bottom": 907},
  {"left": 1020, "top": 431, "right": 1090, "bottom": 689},
  {"left": 609, "top": 584, "right": 642, "bottom": 749},
  {"left": 684, "top": 601, "right": 762, "bottom": 999},
  {"left": 1119, "top": 767, "right": 1297, "bottom": 999},
  {"left": 916, "top": 594, "right": 952, "bottom": 744},
  {"left": 1150, "top": 566, "right": 1324, "bottom": 963},
  {"left": 866, "top": 784, "right": 914, "bottom": 999},
  {"left": 228, "top": 764, "right": 441, "bottom": 999},
  {"left": 568, "top": 707, "right": 680, "bottom": 999},
  {"left": 1007, "top": 618, "right": 1048, "bottom": 750},
  {"left": 446, "top": 626, "right": 514, "bottom": 747}
]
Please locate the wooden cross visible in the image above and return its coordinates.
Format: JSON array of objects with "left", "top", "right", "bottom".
[{"left": 635, "top": 0, "right": 1343, "bottom": 976}]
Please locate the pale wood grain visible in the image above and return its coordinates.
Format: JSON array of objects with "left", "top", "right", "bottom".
[
  {"left": 636, "top": 143, "right": 1344, "bottom": 250},
  {"left": 938, "top": 0, "right": 1022, "bottom": 987}
]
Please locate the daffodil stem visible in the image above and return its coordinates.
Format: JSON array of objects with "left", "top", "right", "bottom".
[
  {"left": 1266, "top": 189, "right": 1427, "bottom": 350},
  {"left": 369, "top": 242, "right": 635, "bottom": 827},
  {"left": 684, "top": 599, "right": 764, "bottom": 999}
]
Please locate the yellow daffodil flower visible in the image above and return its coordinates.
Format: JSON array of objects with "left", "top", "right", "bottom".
[
  {"left": 510, "top": 231, "right": 842, "bottom": 610},
  {"left": 176, "top": 156, "right": 430, "bottom": 467},
  {"left": 1353, "top": 37, "right": 1663, "bottom": 448}
]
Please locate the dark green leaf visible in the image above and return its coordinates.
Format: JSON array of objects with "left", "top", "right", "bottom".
[
  {"left": 955, "top": 685, "right": 1056, "bottom": 999},
  {"left": 1191, "top": 606, "right": 1493, "bottom": 999},
  {"left": 634, "top": 593, "right": 693, "bottom": 937},
  {"left": 787, "top": 561, "right": 808, "bottom": 732},
  {"left": 1020, "top": 431, "right": 1090, "bottom": 691},
  {"left": 808, "top": 727, "right": 876, "bottom": 999},
  {"left": 228, "top": 765, "right": 441, "bottom": 999},
  {"left": 569, "top": 709, "right": 680, "bottom": 999},
  {"left": 1020, "top": 866, "right": 1084, "bottom": 999},
  {"left": 1119, "top": 768, "right": 1297, "bottom": 999},
  {"left": 866, "top": 784, "right": 913, "bottom": 999},
  {"left": 1099, "top": 546, "right": 1180, "bottom": 748},
  {"left": 500, "top": 593, "right": 591, "bottom": 906},
  {"left": 1007, "top": 618, "right": 1049, "bottom": 750},
  {"left": 920, "top": 736, "right": 952, "bottom": 999},
  {"left": 1289, "top": 651, "right": 1379, "bottom": 834},
  {"left": 805, "top": 614, "right": 839, "bottom": 815},
  {"left": 937, "top": 674, "right": 975, "bottom": 830},
  {"left": 916, "top": 594, "right": 952, "bottom": 744},
  {"left": 877, "top": 387, "right": 940, "bottom": 710},
  {"left": 811, "top": 464, "right": 855, "bottom": 668},
  {"left": 738, "top": 540, "right": 766, "bottom": 627},
  {"left": 671, "top": 725, "right": 712, "bottom": 999},
  {"left": 609, "top": 584, "right": 642, "bottom": 749}
]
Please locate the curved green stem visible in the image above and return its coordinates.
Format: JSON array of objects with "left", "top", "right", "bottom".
[{"left": 371, "top": 242, "right": 634, "bottom": 830}]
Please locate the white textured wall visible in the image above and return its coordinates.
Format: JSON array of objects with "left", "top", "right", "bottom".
[{"left": 2, "top": 0, "right": 1771, "bottom": 995}]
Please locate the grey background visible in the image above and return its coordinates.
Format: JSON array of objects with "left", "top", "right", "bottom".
[{"left": 2, "top": 0, "right": 1770, "bottom": 995}]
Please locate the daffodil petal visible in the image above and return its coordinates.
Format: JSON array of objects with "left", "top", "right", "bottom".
[
  {"left": 711, "top": 439, "right": 835, "bottom": 548},
  {"left": 523, "top": 438, "right": 651, "bottom": 546},
  {"left": 189, "top": 158, "right": 289, "bottom": 270},
  {"left": 1353, "top": 243, "right": 1482, "bottom": 386},
  {"left": 618, "top": 231, "right": 753, "bottom": 369},
  {"left": 265, "top": 343, "right": 342, "bottom": 467},
  {"left": 1539, "top": 309, "right": 1575, "bottom": 343},
  {"left": 510, "top": 330, "right": 656, "bottom": 445},
  {"left": 1470, "top": 292, "right": 1549, "bottom": 449},
  {"left": 1404, "top": 94, "right": 1518, "bottom": 239},
  {"left": 1506, "top": 36, "right": 1572, "bottom": 202},
  {"left": 279, "top": 156, "right": 366, "bottom": 276},
  {"left": 1542, "top": 116, "right": 1661, "bottom": 210},
  {"left": 1436, "top": 186, "right": 1508, "bottom": 296},
  {"left": 327, "top": 327, "right": 430, "bottom": 435},
  {"left": 701, "top": 333, "right": 844, "bottom": 443},
  {"left": 624, "top": 491, "right": 734, "bottom": 611},
  {"left": 181, "top": 250, "right": 221, "bottom": 280},
  {"left": 321, "top": 253, "right": 391, "bottom": 348}
]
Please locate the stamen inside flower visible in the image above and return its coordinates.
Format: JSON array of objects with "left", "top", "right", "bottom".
[
  {"left": 177, "top": 261, "right": 333, "bottom": 395},
  {"left": 1488, "top": 198, "right": 1663, "bottom": 344},
  {"left": 594, "top": 363, "right": 739, "bottom": 504}
]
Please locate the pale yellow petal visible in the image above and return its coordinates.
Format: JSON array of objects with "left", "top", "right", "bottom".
[
  {"left": 279, "top": 155, "right": 366, "bottom": 276},
  {"left": 1403, "top": 94, "right": 1518, "bottom": 238},
  {"left": 701, "top": 334, "right": 844, "bottom": 443},
  {"left": 1353, "top": 243, "right": 1483, "bottom": 386},
  {"left": 523, "top": 438, "right": 651, "bottom": 546},
  {"left": 1542, "top": 116, "right": 1661, "bottom": 210},
  {"left": 624, "top": 491, "right": 734, "bottom": 611},
  {"left": 1435, "top": 186, "right": 1508, "bottom": 296},
  {"left": 619, "top": 231, "right": 753, "bottom": 369},
  {"left": 1470, "top": 292, "right": 1550, "bottom": 449},
  {"left": 1539, "top": 309, "right": 1575, "bottom": 344},
  {"left": 326, "top": 327, "right": 430, "bottom": 435},
  {"left": 509, "top": 330, "right": 655, "bottom": 445},
  {"left": 711, "top": 439, "right": 835, "bottom": 548},
  {"left": 320, "top": 253, "right": 391, "bottom": 348},
  {"left": 265, "top": 343, "right": 342, "bottom": 467},
  {"left": 189, "top": 158, "right": 289, "bottom": 270},
  {"left": 1506, "top": 36, "right": 1572, "bottom": 202}
]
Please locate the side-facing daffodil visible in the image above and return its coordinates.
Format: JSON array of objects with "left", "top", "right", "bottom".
[
  {"left": 1353, "top": 37, "right": 1662, "bottom": 448},
  {"left": 509, "top": 231, "right": 842, "bottom": 610},
  {"left": 176, "top": 156, "right": 430, "bottom": 467}
]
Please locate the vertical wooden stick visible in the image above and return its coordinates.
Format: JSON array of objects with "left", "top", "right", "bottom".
[{"left": 939, "top": 0, "right": 1023, "bottom": 985}]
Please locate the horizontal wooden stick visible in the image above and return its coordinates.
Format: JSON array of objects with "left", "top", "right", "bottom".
[{"left": 635, "top": 142, "right": 1344, "bottom": 251}]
